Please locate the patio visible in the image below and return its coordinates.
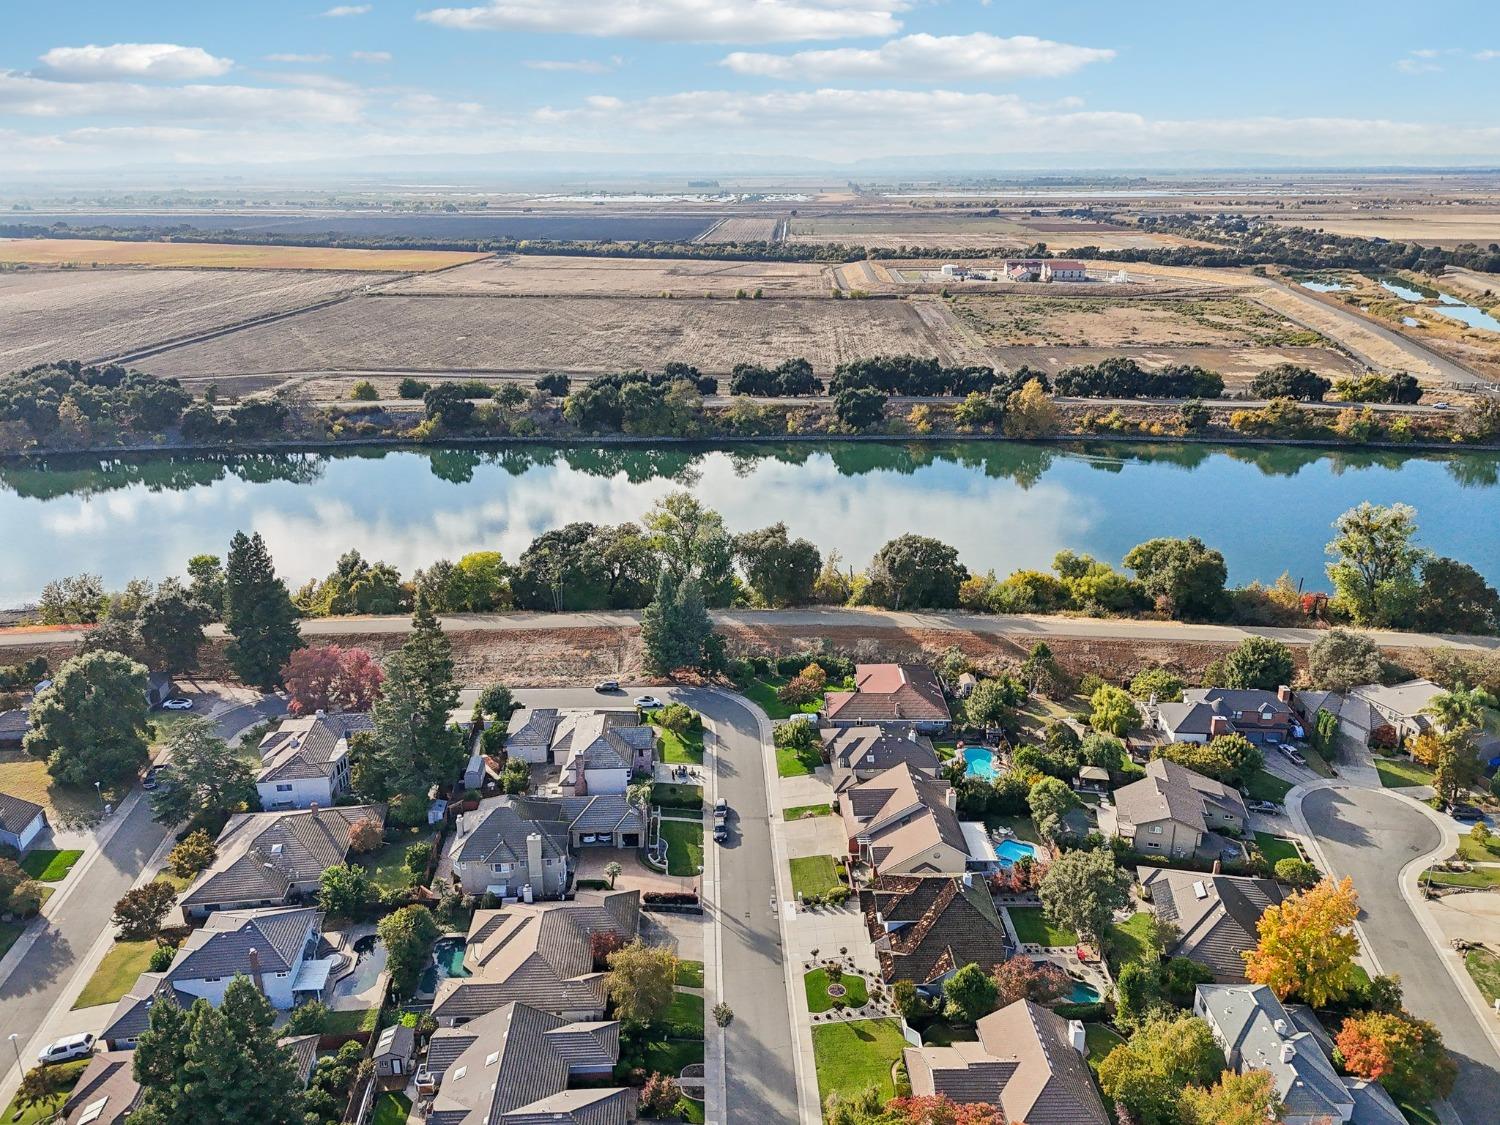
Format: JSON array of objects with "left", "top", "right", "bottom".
[{"left": 574, "top": 846, "right": 696, "bottom": 895}]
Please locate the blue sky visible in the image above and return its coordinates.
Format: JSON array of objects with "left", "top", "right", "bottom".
[{"left": 4, "top": 1, "right": 1499, "bottom": 173}]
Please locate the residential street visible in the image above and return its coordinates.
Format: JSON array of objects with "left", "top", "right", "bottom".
[{"left": 1302, "top": 787, "right": 1500, "bottom": 1124}]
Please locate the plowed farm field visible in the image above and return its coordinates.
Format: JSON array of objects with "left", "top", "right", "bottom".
[{"left": 383, "top": 254, "right": 831, "bottom": 297}]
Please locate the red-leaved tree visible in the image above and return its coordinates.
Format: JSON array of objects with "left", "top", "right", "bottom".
[
  {"left": 283, "top": 644, "right": 384, "bottom": 715},
  {"left": 992, "top": 955, "right": 1071, "bottom": 1007},
  {"left": 1335, "top": 1010, "right": 1456, "bottom": 1103},
  {"left": 883, "top": 1096, "right": 1003, "bottom": 1125}
]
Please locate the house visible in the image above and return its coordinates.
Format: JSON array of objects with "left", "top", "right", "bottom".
[
  {"left": 824, "top": 724, "right": 941, "bottom": 792},
  {"left": 431, "top": 890, "right": 639, "bottom": 1026},
  {"left": 825, "top": 665, "right": 951, "bottom": 732},
  {"left": 422, "top": 1002, "right": 631, "bottom": 1125},
  {"left": 1151, "top": 687, "right": 1301, "bottom": 745},
  {"left": 1102, "top": 758, "right": 1246, "bottom": 860},
  {"left": 102, "top": 907, "right": 329, "bottom": 1048},
  {"left": 61, "top": 1051, "right": 142, "bottom": 1125},
  {"left": 904, "top": 999, "right": 1109, "bottom": 1123},
  {"left": 512, "top": 794, "right": 646, "bottom": 850},
  {"left": 863, "top": 874, "right": 1012, "bottom": 991},
  {"left": 504, "top": 708, "right": 655, "bottom": 795},
  {"left": 0, "top": 792, "right": 47, "bottom": 855},
  {"left": 1196, "top": 983, "right": 1406, "bottom": 1125},
  {"left": 254, "top": 712, "right": 373, "bottom": 810},
  {"left": 449, "top": 797, "right": 572, "bottom": 898},
  {"left": 280, "top": 1034, "right": 321, "bottom": 1089},
  {"left": 841, "top": 763, "right": 982, "bottom": 878},
  {"left": 146, "top": 672, "right": 175, "bottom": 709},
  {"left": 0, "top": 709, "right": 28, "bottom": 748},
  {"left": 1138, "top": 867, "right": 1284, "bottom": 981},
  {"left": 373, "top": 1022, "right": 416, "bottom": 1080},
  {"left": 178, "top": 804, "right": 383, "bottom": 921},
  {"left": 1302, "top": 679, "right": 1500, "bottom": 763}
]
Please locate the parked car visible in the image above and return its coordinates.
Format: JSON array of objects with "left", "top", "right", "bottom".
[
  {"left": 713, "top": 823, "right": 729, "bottom": 843},
  {"left": 714, "top": 797, "right": 729, "bottom": 817},
  {"left": 38, "top": 1033, "right": 94, "bottom": 1065},
  {"left": 1246, "top": 799, "right": 1280, "bottom": 814},
  {"left": 1277, "top": 744, "right": 1306, "bottom": 767},
  {"left": 160, "top": 697, "right": 194, "bottom": 711},
  {"left": 594, "top": 680, "right": 621, "bottom": 693},
  {"left": 142, "top": 765, "right": 162, "bottom": 791},
  {"left": 1447, "top": 803, "right": 1484, "bottom": 822},
  {"left": 634, "top": 695, "right": 664, "bottom": 710}
]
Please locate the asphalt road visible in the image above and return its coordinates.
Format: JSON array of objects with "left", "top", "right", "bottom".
[
  {"left": 1302, "top": 787, "right": 1500, "bottom": 1123},
  {"left": 0, "top": 696, "right": 283, "bottom": 1086},
  {"left": 6, "top": 608, "right": 1496, "bottom": 653},
  {"left": 507, "top": 686, "right": 797, "bottom": 1123}
]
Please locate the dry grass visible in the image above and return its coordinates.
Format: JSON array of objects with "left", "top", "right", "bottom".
[
  {"left": 1265, "top": 211, "right": 1500, "bottom": 247},
  {"left": 386, "top": 254, "right": 830, "bottom": 297},
  {"left": 788, "top": 213, "right": 1191, "bottom": 250},
  {"left": 0, "top": 238, "right": 486, "bottom": 272},
  {"left": 0, "top": 751, "right": 118, "bottom": 828},
  {"left": 699, "top": 216, "right": 782, "bottom": 243},
  {"left": 951, "top": 295, "right": 1318, "bottom": 348}
]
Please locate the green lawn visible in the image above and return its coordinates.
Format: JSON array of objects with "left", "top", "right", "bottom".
[
  {"left": 20, "top": 849, "right": 83, "bottom": 882},
  {"left": 1376, "top": 757, "right": 1436, "bottom": 789},
  {"left": 789, "top": 855, "right": 844, "bottom": 899},
  {"left": 654, "top": 723, "right": 705, "bottom": 765},
  {"left": 323, "top": 1006, "right": 381, "bottom": 1035},
  {"left": 0, "top": 921, "right": 25, "bottom": 961},
  {"left": 812, "top": 1019, "right": 907, "bottom": 1103},
  {"left": 666, "top": 989, "right": 706, "bottom": 1037},
  {"left": 775, "top": 736, "right": 823, "bottom": 778},
  {"left": 1422, "top": 866, "right": 1500, "bottom": 888},
  {"left": 359, "top": 837, "right": 419, "bottom": 894},
  {"left": 985, "top": 814, "right": 1042, "bottom": 845},
  {"left": 741, "top": 677, "right": 823, "bottom": 721},
  {"left": 804, "top": 968, "right": 870, "bottom": 1013},
  {"left": 659, "top": 817, "right": 705, "bottom": 876},
  {"left": 72, "top": 939, "right": 160, "bottom": 1009},
  {"left": 1106, "top": 912, "right": 1155, "bottom": 972},
  {"left": 1457, "top": 834, "right": 1500, "bottom": 862},
  {"left": 1084, "top": 1023, "right": 1126, "bottom": 1066},
  {"left": 1008, "top": 907, "right": 1078, "bottom": 948},
  {"left": 640, "top": 1036, "right": 705, "bottom": 1078},
  {"left": 1255, "top": 833, "right": 1303, "bottom": 868},
  {"left": 1, "top": 1058, "right": 89, "bottom": 1124},
  {"left": 1465, "top": 948, "right": 1500, "bottom": 1005},
  {"left": 1244, "top": 769, "right": 1294, "bottom": 803},
  {"left": 651, "top": 782, "right": 703, "bottom": 811},
  {"left": 677, "top": 960, "right": 705, "bottom": 988},
  {"left": 371, "top": 1092, "right": 411, "bottom": 1125},
  {"left": 153, "top": 869, "right": 193, "bottom": 892},
  {"left": 784, "top": 803, "right": 834, "bottom": 821}
]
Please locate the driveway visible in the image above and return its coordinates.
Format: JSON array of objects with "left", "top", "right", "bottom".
[{"left": 1302, "top": 787, "right": 1500, "bottom": 1124}]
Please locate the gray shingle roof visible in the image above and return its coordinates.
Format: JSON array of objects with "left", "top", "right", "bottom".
[
  {"left": 279, "top": 1034, "right": 320, "bottom": 1088},
  {"left": 512, "top": 794, "right": 644, "bottom": 836},
  {"left": 374, "top": 1022, "right": 414, "bottom": 1061},
  {"left": 1113, "top": 758, "right": 1245, "bottom": 834},
  {"left": 505, "top": 708, "right": 561, "bottom": 758},
  {"left": 456, "top": 798, "right": 570, "bottom": 867},
  {"left": 824, "top": 725, "right": 940, "bottom": 778},
  {"left": 1139, "top": 868, "right": 1282, "bottom": 981},
  {"left": 100, "top": 975, "right": 195, "bottom": 1044},
  {"left": 0, "top": 791, "right": 44, "bottom": 835},
  {"left": 0, "top": 711, "right": 30, "bottom": 741},
  {"left": 170, "top": 907, "right": 319, "bottom": 979},
  {"left": 257, "top": 713, "right": 372, "bottom": 783}
]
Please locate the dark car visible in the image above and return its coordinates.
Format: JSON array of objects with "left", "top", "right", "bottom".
[
  {"left": 1447, "top": 803, "right": 1484, "bottom": 822},
  {"left": 1246, "top": 799, "right": 1280, "bottom": 814},
  {"left": 142, "top": 764, "right": 171, "bottom": 791}
]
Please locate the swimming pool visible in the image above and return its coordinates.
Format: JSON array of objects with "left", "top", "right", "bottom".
[
  {"left": 963, "top": 746, "right": 996, "bottom": 780},
  {"left": 1069, "top": 980, "right": 1101, "bottom": 1004},
  {"left": 996, "top": 839, "right": 1039, "bottom": 867},
  {"left": 433, "top": 937, "right": 470, "bottom": 979}
]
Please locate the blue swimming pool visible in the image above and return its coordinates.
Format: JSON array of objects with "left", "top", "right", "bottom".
[
  {"left": 996, "top": 839, "right": 1039, "bottom": 867},
  {"left": 963, "top": 746, "right": 996, "bottom": 780},
  {"left": 1069, "top": 980, "right": 1101, "bottom": 1004}
]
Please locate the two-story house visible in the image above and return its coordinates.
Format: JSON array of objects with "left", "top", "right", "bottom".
[
  {"left": 840, "top": 763, "right": 983, "bottom": 878},
  {"left": 254, "top": 712, "right": 373, "bottom": 810},
  {"left": 1152, "top": 687, "right": 1302, "bottom": 745},
  {"left": 863, "top": 874, "right": 1012, "bottom": 993},
  {"left": 449, "top": 797, "right": 572, "bottom": 899},
  {"left": 824, "top": 725, "right": 941, "bottom": 793},
  {"left": 1101, "top": 758, "right": 1246, "bottom": 861},
  {"left": 504, "top": 708, "right": 655, "bottom": 796}
]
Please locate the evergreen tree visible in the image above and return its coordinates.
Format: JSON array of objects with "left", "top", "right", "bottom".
[
  {"left": 366, "top": 592, "right": 463, "bottom": 799},
  {"left": 223, "top": 531, "right": 302, "bottom": 689},
  {"left": 640, "top": 573, "right": 716, "bottom": 675},
  {"left": 24, "top": 650, "right": 150, "bottom": 786}
]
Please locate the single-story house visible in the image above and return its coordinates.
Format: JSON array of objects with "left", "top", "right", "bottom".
[
  {"left": 449, "top": 797, "right": 572, "bottom": 898},
  {"left": 254, "top": 712, "right": 373, "bottom": 810},
  {"left": 824, "top": 724, "right": 941, "bottom": 793},
  {"left": 504, "top": 708, "right": 655, "bottom": 795},
  {"left": 841, "top": 763, "right": 978, "bottom": 879},
  {"left": 0, "top": 709, "right": 29, "bottom": 748},
  {"left": 1102, "top": 758, "right": 1246, "bottom": 861},
  {"left": 178, "top": 804, "right": 384, "bottom": 921},
  {"left": 373, "top": 1022, "right": 415, "bottom": 1080},
  {"left": 0, "top": 792, "right": 47, "bottom": 855},
  {"left": 905, "top": 999, "right": 1109, "bottom": 1123},
  {"left": 1301, "top": 679, "right": 1500, "bottom": 764},
  {"left": 1196, "top": 983, "right": 1406, "bottom": 1125},
  {"left": 431, "top": 889, "right": 640, "bottom": 1027},
  {"left": 864, "top": 874, "right": 1012, "bottom": 991},
  {"left": 1139, "top": 867, "right": 1284, "bottom": 981},
  {"left": 423, "top": 1001, "right": 631, "bottom": 1125},
  {"left": 825, "top": 664, "right": 951, "bottom": 732},
  {"left": 1151, "top": 687, "right": 1301, "bottom": 745},
  {"left": 61, "top": 1051, "right": 142, "bottom": 1125}
]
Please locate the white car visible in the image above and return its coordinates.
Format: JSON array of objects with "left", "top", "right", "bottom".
[
  {"left": 634, "top": 695, "right": 664, "bottom": 710},
  {"left": 38, "top": 1033, "right": 94, "bottom": 1065},
  {"left": 1277, "top": 743, "right": 1307, "bottom": 767},
  {"left": 160, "top": 698, "right": 194, "bottom": 711}
]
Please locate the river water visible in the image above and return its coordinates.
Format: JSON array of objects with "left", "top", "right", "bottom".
[{"left": 1, "top": 441, "right": 1497, "bottom": 607}]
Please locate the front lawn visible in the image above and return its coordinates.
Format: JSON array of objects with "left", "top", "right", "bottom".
[
  {"left": 784, "top": 803, "right": 833, "bottom": 821},
  {"left": 371, "top": 1092, "right": 411, "bottom": 1125},
  {"left": 676, "top": 960, "right": 705, "bottom": 988},
  {"left": 20, "top": 849, "right": 83, "bottom": 882},
  {"left": 1376, "top": 757, "right": 1435, "bottom": 789},
  {"left": 651, "top": 782, "right": 703, "bottom": 811},
  {"left": 654, "top": 723, "right": 705, "bottom": 765},
  {"left": 775, "top": 735, "right": 823, "bottom": 778},
  {"left": 1423, "top": 866, "right": 1500, "bottom": 888},
  {"left": 1084, "top": 1023, "right": 1126, "bottom": 1066},
  {"left": 1008, "top": 907, "right": 1078, "bottom": 948},
  {"left": 741, "top": 677, "right": 823, "bottom": 721},
  {"left": 804, "top": 968, "right": 870, "bottom": 1013},
  {"left": 812, "top": 1019, "right": 907, "bottom": 1103},
  {"left": 72, "top": 939, "right": 159, "bottom": 1009},
  {"left": 1106, "top": 912, "right": 1155, "bottom": 972},
  {"left": 1458, "top": 834, "right": 1500, "bottom": 862},
  {"left": 1255, "top": 833, "right": 1303, "bottom": 868},
  {"left": 1465, "top": 948, "right": 1500, "bottom": 1005},
  {"left": 1, "top": 1058, "right": 89, "bottom": 1124},
  {"left": 0, "top": 751, "right": 119, "bottom": 827},
  {"left": 1244, "top": 769, "right": 1294, "bottom": 804},
  {"left": 665, "top": 989, "right": 705, "bottom": 1037},
  {"left": 789, "top": 855, "right": 844, "bottom": 899},
  {"left": 658, "top": 816, "right": 704, "bottom": 877}
]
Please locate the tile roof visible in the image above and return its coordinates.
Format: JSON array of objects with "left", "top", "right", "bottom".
[
  {"left": 257, "top": 713, "right": 371, "bottom": 783},
  {"left": 62, "top": 1051, "right": 142, "bottom": 1125},
  {"left": 512, "top": 794, "right": 645, "bottom": 837},
  {"left": 1139, "top": 868, "right": 1282, "bottom": 982},
  {"left": 100, "top": 974, "right": 195, "bottom": 1044},
  {"left": 841, "top": 762, "right": 967, "bottom": 873},
  {"left": 865, "top": 875, "right": 1011, "bottom": 985},
  {"left": 824, "top": 725, "right": 940, "bottom": 782},
  {"left": 0, "top": 791, "right": 44, "bottom": 834},
  {"left": 279, "top": 1034, "right": 321, "bottom": 1089},
  {"left": 455, "top": 797, "right": 570, "bottom": 868},
  {"left": 825, "top": 664, "right": 951, "bottom": 725},
  {"left": 170, "top": 906, "right": 320, "bottom": 979},
  {"left": 1112, "top": 758, "right": 1245, "bottom": 835},
  {"left": 0, "top": 710, "right": 29, "bottom": 740}
]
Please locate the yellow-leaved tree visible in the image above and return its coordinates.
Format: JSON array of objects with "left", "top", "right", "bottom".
[{"left": 1243, "top": 876, "right": 1360, "bottom": 1007}]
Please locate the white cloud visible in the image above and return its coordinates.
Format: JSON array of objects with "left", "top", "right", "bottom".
[
  {"left": 523, "top": 57, "right": 622, "bottom": 73},
  {"left": 1476, "top": 49, "right": 1499, "bottom": 61},
  {"left": 39, "top": 43, "right": 233, "bottom": 81},
  {"left": 0, "top": 71, "right": 362, "bottom": 124},
  {"left": 265, "top": 52, "right": 332, "bottom": 63},
  {"left": 350, "top": 50, "right": 393, "bottom": 62},
  {"left": 322, "top": 4, "right": 372, "bottom": 16},
  {"left": 418, "top": 0, "right": 905, "bottom": 43},
  {"left": 723, "top": 32, "right": 1113, "bottom": 81}
]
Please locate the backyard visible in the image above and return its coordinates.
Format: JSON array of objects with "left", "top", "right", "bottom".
[
  {"left": 1106, "top": 912, "right": 1156, "bottom": 972},
  {"left": 359, "top": 828, "right": 429, "bottom": 894},
  {"left": 1085, "top": 1023, "right": 1127, "bottom": 1066},
  {"left": 1008, "top": 906, "right": 1078, "bottom": 948},
  {"left": 789, "top": 855, "right": 845, "bottom": 900},
  {"left": 658, "top": 816, "right": 704, "bottom": 877},
  {"left": 371, "top": 1092, "right": 412, "bottom": 1125},
  {"left": 72, "top": 939, "right": 159, "bottom": 1008},
  {"left": 812, "top": 1019, "right": 907, "bottom": 1102}
]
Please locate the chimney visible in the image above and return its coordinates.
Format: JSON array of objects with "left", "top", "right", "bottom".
[
  {"left": 526, "top": 832, "right": 546, "bottom": 893},
  {"left": 961, "top": 872, "right": 973, "bottom": 889},
  {"left": 908, "top": 728, "right": 918, "bottom": 743},
  {"left": 944, "top": 786, "right": 957, "bottom": 811},
  {"left": 1068, "top": 1019, "right": 1087, "bottom": 1055},
  {"left": 1209, "top": 715, "right": 1231, "bottom": 737},
  {"left": 248, "top": 948, "right": 265, "bottom": 994},
  {"left": 1273, "top": 1018, "right": 1287, "bottom": 1035},
  {"left": 309, "top": 801, "right": 319, "bottom": 814},
  {"left": 1279, "top": 1042, "right": 1296, "bottom": 1064},
  {"left": 1212, "top": 859, "right": 1222, "bottom": 875},
  {"left": 1276, "top": 685, "right": 1292, "bottom": 705}
]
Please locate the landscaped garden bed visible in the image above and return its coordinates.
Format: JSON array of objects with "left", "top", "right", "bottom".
[{"left": 804, "top": 966, "right": 869, "bottom": 1013}]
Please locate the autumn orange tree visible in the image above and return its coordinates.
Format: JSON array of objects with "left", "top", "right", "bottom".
[
  {"left": 883, "top": 1096, "right": 1003, "bottom": 1125},
  {"left": 1242, "top": 876, "right": 1360, "bottom": 1006},
  {"left": 1335, "top": 1010, "right": 1457, "bottom": 1104}
]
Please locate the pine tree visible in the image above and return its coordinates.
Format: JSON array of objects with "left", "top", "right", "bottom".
[
  {"left": 367, "top": 591, "right": 463, "bottom": 799},
  {"left": 223, "top": 531, "right": 302, "bottom": 689},
  {"left": 640, "top": 574, "right": 715, "bottom": 675}
]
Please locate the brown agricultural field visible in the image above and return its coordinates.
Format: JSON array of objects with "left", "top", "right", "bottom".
[
  {"left": 788, "top": 212, "right": 1196, "bottom": 250},
  {"left": 383, "top": 254, "right": 831, "bottom": 297},
  {"left": 951, "top": 295, "right": 1326, "bottom": 349},
  {"left": 698, "top": 216, "right": 783, "bottom": 243},
  {"left": 137, "top": 294, "right": 987, "bottom": 378},
  {"left": 0, "top": 268, "right": 399, "bottom": 370},
  {"left": 0, "top": 238, "right": 488, "bottom": 271},
  {"left": 1264, "top": 210, "right": 1500, "bottom": 247}
]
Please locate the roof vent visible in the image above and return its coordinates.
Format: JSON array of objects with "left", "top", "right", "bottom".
[
  {"left": 1192, "top": 880, "right": 1208, "bottom": 900},
  {"left": 270, "top": 844, "right": 284, "bottom": 856}
]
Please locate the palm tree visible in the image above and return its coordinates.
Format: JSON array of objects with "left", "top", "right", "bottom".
[
  {"left": 604, "top": 861, "right": 622, "bottom": 889},
  {"left": 1423, "top": 683, "right": 1499, "bottom": 732}
]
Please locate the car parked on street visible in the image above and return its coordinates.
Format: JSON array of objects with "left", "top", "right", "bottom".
[
  {"left": 634, "top": 695, "right": 663, "bottom": 710},
  {"left": 594, "top": 680, "right": 621, "bottom": 693},
  {"left": 160, "top": 697, "right": 194, "bottom": 711},
  {"left": 38, "top": 1033, "right": 94, "bottom": 1065}
]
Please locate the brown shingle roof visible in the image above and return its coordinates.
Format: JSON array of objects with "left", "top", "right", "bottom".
[{"left": 866, "top": 875, "right": 1011, "bottom": 985}]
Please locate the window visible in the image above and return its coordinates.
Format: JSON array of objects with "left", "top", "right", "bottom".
[
  {"left": 276, "top": 784, "right": 293, "bottom": 792},
  {"left": 1150, "top": 825, "right": 1163, "bottom": 835}
]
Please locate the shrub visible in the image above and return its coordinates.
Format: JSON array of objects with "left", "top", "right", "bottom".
[
  {"left": 167, "top": 828, "right": 217, "bottom": 878},
  {"left": 1275, "top": 857, "right": 1320, "bottom": 889},
  {"left": 347, "top": 816, "right": 384, "bottom": 854},
  {"left": 397, "top": 377, "right": 431, "bottom": 399},
  {"left": 349, "top": 380, "right": 378, "bottom": 401},
  {"left": 404, "top": 841, "right": 434, "bottom": 877},
  {"left": 148, "top": 944, "right": 175, "bottom": 972}
]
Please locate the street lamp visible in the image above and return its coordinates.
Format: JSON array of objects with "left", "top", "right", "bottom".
[{"left": 7, "top": 1032, "right": 21, "bottom": 1074}]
